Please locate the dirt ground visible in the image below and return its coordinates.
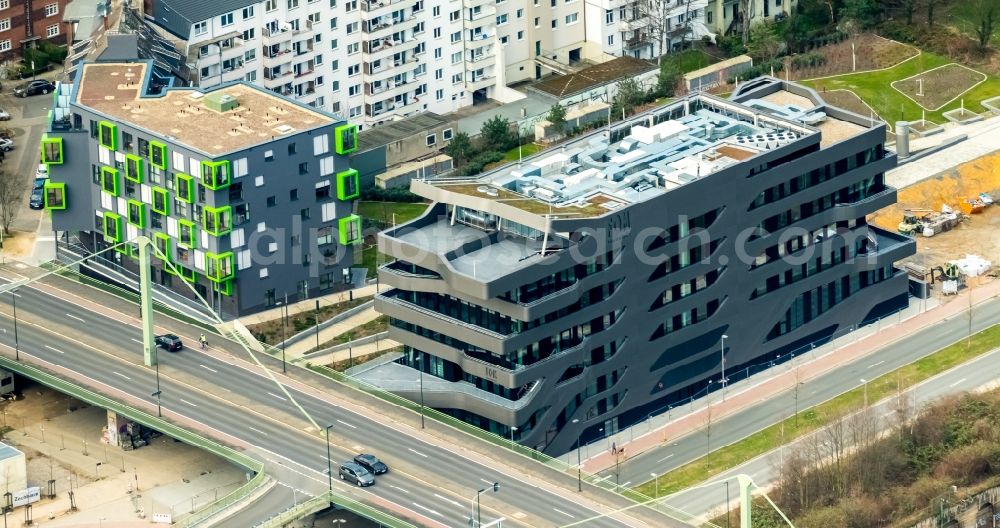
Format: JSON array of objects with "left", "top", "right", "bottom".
[
  {"left": 786, "top": 34, "right": 918, "bottom": 81},
  {"left": 892, "top": 63, "right": 986, "bottom": 110},
  {"left": 871, "top": 150, "right": 1000, "bottom": 270},
  {"left": 1, "top": 232, "right": 36, "bottom": 261}
]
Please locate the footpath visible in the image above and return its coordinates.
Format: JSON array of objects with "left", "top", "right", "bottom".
[{"left": 579, "top": 277, "right": 1000, "bottom": 473}]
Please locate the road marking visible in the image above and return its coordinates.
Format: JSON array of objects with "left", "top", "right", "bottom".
[
  {"left": 948, "top": 377, "right": 967, "bottom": 388},
  {"left": 65, "top": 313, "right": 85, "bottom": 323},
  {"left": 248, "top": 426, "right": 268, "bottom": 436},
  {"left": 112, "top": 371, "right": 131, "bottom": 380},
  {"left": 621, "top": 481, "right": 632, "bottom": 487},
  {"left": 868, "top": 360, "right": 885, "bottom": 368},
  {"left": 411, "top": 502, "right": 441, "bottom": 516},
  {"left": 44, "top": 345, "right": 65, "bottom": 355},
  {"left": 408, "top": 448, "right": 428, "bottom": 458},
  {"left": 480, "top": 478, "right": 493, "bottom": 485},
  {"left": 656, "top": 453, "right": 675, "bottom": 463},
  {"left": 267, "top": 392, "right": 287, "bottom": 401},
  {"left": 130, "top": 338, "right": 143, "bottom": 345},
  {"left": 200, "top": 364, "right": 218, "bottom": 374},
  {"left": 180, "top": 399, "right": 198, "bottom": 407},
  {"left": 336, "top": 419, "right": 357, "bottom": 429},
  {"left": 391, "top": 485, "right": 410, "bottom": 494},
  {"left": 553, "top": 507, "right": 575, "bottom": 518},
  {"left": 434, "top": 493, "right": 462, "bottom": 508}
]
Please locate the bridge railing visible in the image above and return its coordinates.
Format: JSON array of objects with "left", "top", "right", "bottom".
[{"left": 255, "top": 491, "right": 420, "bottom": 528}]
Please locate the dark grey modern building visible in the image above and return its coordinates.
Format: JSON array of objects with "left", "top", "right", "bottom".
[
  {"left": 42, "top": 59, "right": 362, "bottom": 316},
  {"left": 367, "top": 77, "right": 915, "bottom": 454}
]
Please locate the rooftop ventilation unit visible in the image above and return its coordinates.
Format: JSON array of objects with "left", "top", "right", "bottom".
[
  {"left": 203, "top": 92, "right": 239, "bottom": 112},
  {"left": 274, "top": 124, "right": 295, "bottom": 134}
]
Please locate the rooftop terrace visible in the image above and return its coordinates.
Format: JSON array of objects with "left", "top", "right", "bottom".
[
  {"left": 75, "top": 62, "right": 334, "bottom": 156},
  {"left": 425, "top": 93, "right": 841, "bottom": 220}
]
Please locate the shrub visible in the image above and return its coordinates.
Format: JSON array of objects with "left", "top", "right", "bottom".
[
  {"left": 360, "top": 187, "right": 423, "bottom": 202},
  {"left": 791, "top": 52, "right": 827, "bottom": 69}
]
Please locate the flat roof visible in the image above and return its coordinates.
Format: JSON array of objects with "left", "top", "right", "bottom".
[
  {"left": 0, "top": 443, "right": 22, "bottom": 461},
  {"left": 532, "top": 56, "right": 657, "bottom": 99},
  {"left": 358, "top": 113, "right": 450, "bottom": 152},
  {"left": 423, "top": 93, "right": 821, "bottom": 219},
  {"left": 75, "top": 62, "right": 335, "bottom": 156}
]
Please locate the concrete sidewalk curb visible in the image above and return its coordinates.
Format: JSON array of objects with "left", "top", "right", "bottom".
[
  {"left": 199, "top": 476, "right": 276, "bottom": 528},
  {"left": 299, "top": 330, "right": 389, "bottom": 358},
  {"left": 275, "top": 301, "right": 374, "bottom": 350}
]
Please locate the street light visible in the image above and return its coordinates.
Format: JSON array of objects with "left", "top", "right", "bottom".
[
  {"left": 860, "top": 378, "right": 869, "bottom": 407},
  {"left": 152, "top": 391, "right": 162, "bottom": 417},
  {"left": 415, "top": 351, "right": 425, "bottom": 429},
  {"left": 470, "top": 482, "right": 499, "bottom": 527},
  {"left": 278, "top": 293, "right": 289, "bottom": 373},
  {"left": 650, "top": 472, "right": 659, "bottom": 505},
  {"left": 324, "top": 424, "right": 334, "bottom": 503},
  {"left": 10, "top": 291, "right": 17, "bottom": 361},
  {"left": 509, "top": 426, "right": 518, "bottom": 452},
  {"left": 720, "top": 334, "right": 728, "bottom": 401},
  {"left": 154, "top": 354, "right": 162, "bottom": 417},
  {"left": 572, "top": 418, "right": 581, "bottom": 492}
]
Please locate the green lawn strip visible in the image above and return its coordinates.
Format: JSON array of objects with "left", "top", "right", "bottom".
[
  {"left": 358, "top": 201, "right": 429, "bottom": 226},
  {"left": 499, "top": 142, "right": 542, "bottom": 164},
  {"left": 803, "top": 51, "right": 1000, "bottom": 123},
  {"left": 361, "top": 244, "right": 386, "bottom": 279},
  {"left": 634, "top": 321, "right": 1000, "bottom": 498},
  {"left": 306, "top": 315, "right": 388, "bottom": 354},
  {"left": 664, "top": 48, "right": 721, "bottom": 73}
]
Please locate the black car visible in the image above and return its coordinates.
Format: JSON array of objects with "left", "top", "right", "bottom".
[
  {"left": 353, "top": 454, "right": 388, "bottom": 475},
  {"left": 338, "top": 462, "right": 374, "bottom": 487},
  {"left": 28, "top": 188, "right": 43, "bottom": 209},
  {"left": 33, "top": 177, "right": 47, "bottom": 190},
  {"left": 14, "top": 80, "right": 55, "bottom": 97},
  {"left": 154, "top": 334, "right": 183, "bottom": 352}
]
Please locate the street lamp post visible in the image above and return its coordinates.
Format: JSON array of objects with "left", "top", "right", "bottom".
[
  {"left": 572, "top": 418, "right": 581, "bottom": 492},
  {"left": 509, "top": 426, "right": 518, "bottom": 452},
  {"left": 11, "top": 292, "right": 17, "bottom": 361},
  {"left": 279, "top": 294, "right": 288, "bottom": 373},
  {"left": 720, "top": 334, "right": 728, "bottom": 401},
  {"left": 154, "top": 357, "right": 162, "bottom": 416},
  {"left": 416, "top": 352, "right": 425, "bottom": 429},
  {"left": 650, "top": 472, "right": 659, "bottom": 508},
  {"left": 471, "top": 482, "right": 499, "bottom": 527},
  {"left": 324, "top": 424, "right": 334, "bottom": 503},
  {"left": 860, "top": 378, "right": 869, "bottom": 407}
]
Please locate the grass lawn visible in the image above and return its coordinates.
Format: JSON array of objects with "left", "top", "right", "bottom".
[
  {"left": 633, "top": 319, "right": 1000, "bottom": 499},
  {"left": 500, "top": 142, "right": 542, "bottom": 163},
  {"left": 310, "top": 315, "right": 388, "bottom": 353},
  {"left": 246, "top": 297, "right": 369, "bottom": 345},
  {"left": 804, "top": 50, "right": 1000, "bottom": 123},
  {"left": 361, "top": 244, "right": 385, "bottom": 279},
  {"left": 663, "top": 48, "right": 721, "bottom": 73},
  {"left": 358, "top": 201, "right": 428, "bottom": 226}
]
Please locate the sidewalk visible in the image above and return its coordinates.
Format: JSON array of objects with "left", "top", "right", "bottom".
[
  {"left": 294, "top": 337, "right": 400, "bottom": 366},
  {"left": 237, "top": 284, "right": 380, "bottom": 327},
  {"left": 579, "top": 277, "right": 1000, "bottom": 473},
  {"left": 284, "top": 306, "right": 384, "bottom": 358}
]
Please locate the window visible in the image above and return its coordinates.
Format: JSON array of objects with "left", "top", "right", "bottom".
[
  {"left": 347, "top": 42, "right": 359, "bottom": 54},
  {"left": 348, "top": 84, "right": 359, "bottom": 96},
  {"left": 220, "top": 12, "right": 233, "bottom": 26},
  {"left": 0, "top": 19, "right": 8, "bottom": 32},
  {"left": 290, "top": 189, "right": 299, "bottom": 201},
  {"left": 287, "top": 142, "right": 297, "bottom": 155},
  {"left": 244, "top": 48, "right": 256, "bottom": 62},
  {"left": 336, "top": 169, "right": 359, "bottom": 199},
  {"left": 433, "top": 5, "right": 440, "bottom": 16},
  {"left": 517, "top": 30, "right": 524, "bottom": 40},
  {"left": 242, "top": 28, "right": 255, "bottom": 41},
  {"left": 346, "top": 21, "right": 358, "bottom": 34},
  {"left": 605, "top": 9, "right": 613, "bottom": 24},
  {"left": 300, "top": 208, "right": 311, "bottom": 220},
  {"left": 496, "top": 14, "right": 508, "bottom": 24},
  {"left": 436, "top": 88, "right": 444, "bottom": 101},
  {"left": 534, "top": 17, "right": 539, "bottom": 27},
  {"left": 449, "top": 10, "right": 460, "bottom": 21},
  {"left": 425, "top": 134, "right": 436, "bottom": 146},
  {"left": 339, "top": 215, "right": 361, "bottom": 245},
  {"left": 434, "top": 48, "right": 441, "bottom": 59},
  {"left": 452, "top": 73, "right": 463, "bottom": 84},
  {"left": 46, "top": 24, "right": 59, "bottom": 37},
  {"left": 551, "top": 19, "right": 557, "bottom": 28},
  {"left": 193, "top": 21, "right": 207, "bottom": 36},
  {"left": 45, "top": 3, "right": 58, "bottom": 16},
  {"left": 315, "top": 182, "right": 331, "bottom": 200},
  {"left": 287, "top": 0, "right": 299, "bottom": 8},
  {"left": 450, "top": 31, "right": 460, "bottom": 43},
  {"left": 565, "top": 13, "right": 578, "bottom": 24},
  {"left": 347, "top": 64, "right": 359, "bottom": 76},
  {"left": 451, "top": 51, "right": 462, "bottom": 64},
  {"left": 298, "top": 162, "right": 308, "bottom": 175},
  {"left": 242, "top": 5, "right": 254, "bottom": 18},
  {"left": 0, "top": 1, "right": 8, "bottom": 10},
  {"left": 500, "top": 36, "right": 509, "bottom": 44},
  {"left": 266, "top": 196, "right": 277, "bottom": 207},
  {"left": 516, "top": 8, "right": 523, "bottom": 17},
  {"left": 443, "top": 128, "right": 453, "bottom": 141}
]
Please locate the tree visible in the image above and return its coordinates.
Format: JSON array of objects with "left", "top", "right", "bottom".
[
  {"left": 748, "top": 21, "right": 782, "bottom": 63},
  {"left": 839, "top": 0, "right": 883, "bottom": 29},
  {"left": 0, "top": 171, "right": 26, "bottom": 236},
  {"left": 889, "top": 0, "right": 921, "bottom": 25},
  {"left": 479, "top": 116, "right": 515, "bottom": 152},
  {"left": 927, "top": 0, "right": 942, "bottom": 26},
  {"left": 655, "top": 60, "right": 681, "bottom": 98},
  {"left": 611, "top": 77, "right": 644, "bottom": 118},
  {"left": 973, "top": 0, "right": 998, "bottom": 48},
  {"left": 444, "top": 131, "right": 474, "bottom": 163},
  {"left": 546, "top": 104, "right": 567, "bottom": 133},
  {"left": 738, "top": 0, "right": 755, "bottom": 46},
  {"left": 636, "top": 0, "right": 674, "bottom": 59}
]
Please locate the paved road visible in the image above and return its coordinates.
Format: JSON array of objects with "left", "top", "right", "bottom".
[
  {"left": 660, "top": 342, "right": 1000, "bottom": 519},
  {"left": 607, "top": 294, "right": 1000, "bottom": 490},
  {"left": 0, "top": 273, "right": 669, "bottom": 528}
]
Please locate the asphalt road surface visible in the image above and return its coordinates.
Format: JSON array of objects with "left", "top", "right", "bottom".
[
  {"left": 0, "top": 274, "right": 667, "bottom": 528},
  {"left": 608, "top": 295, "right": 1000, "bottom": 504}
]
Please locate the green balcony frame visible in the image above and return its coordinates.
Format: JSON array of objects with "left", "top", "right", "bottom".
[
  {"left": 204, "top": 251, "right": 235, "bottom": 283},
  {"left": 201, "top": 205, "right": 232, "bottom": 237},
  {"left": 100, "top": 166, "right": 119, "bottom": 197},
  {"left": 98, "top": 121, "right": 117, "bottom": 151},
  {"left": 102, "top": 212, "right": 122, "bottom": 244},
  {"left": 334, "top": 123, "right": 358, "bottom": 154},
  {"left": 338, "top": 214, "right": 361, "bottom": 245},
  {"left": 40, "top": 136, "right": 63, "bottom": 165},
  {"left": 43, "top": 182, "right": 66, "bottom": 210},
  {"left": 127, "top": 199, "right": 146, "bottom": 228},
  {"left": 213, "top": 279, "right": 233, "bottom": 296},
  {"left": 175, "top": 266, "right": 196, "bottom": 283},
  {"left": 153, "top": 232, "right": 172, "bottom": 263},
  {"left": 149, "top": 140, "right": 167, "bottom": 170},
  {"left": 175, "top": 173, "right": 195, "bottom": 203},
  {"left": 124, "top": 154, "right": 144, "bottom": 184},
  {"left": 336, "top": 168, "right": 360, "bottom": 201},
  {"left": 178, "top": 219, "right": 197, "bottom": 249},
  {"left": 151, "top": 187, "right": 169, "bottom": 215},
  {"left": 200, "top": 160, "right": 231, "bottom": 190}
]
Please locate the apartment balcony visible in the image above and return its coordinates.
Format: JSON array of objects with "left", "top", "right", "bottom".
[
  {"left": 364, "top": 16, "right": 420, "bottom": 41},
  {"left": 365, "top": 55, "right": 419, "bottom": 80},
  {"left": 365, "top": 77, "right": 413, "bottom": 97},
  {"left": 467, "top": 31, "right": 492, "bottom": 43},
  {"left": 261, "top": 69, "right": 293, "bottom": 88},
  {"left": 367, "top": 96, "right": 421, "bottom": 119},
  {"left": 463, "top": 0, "right": 493, "bottom": 8},
  {"left": 465, "top": 75, "right": 495, "bottom": 91},
  {"left": 362, "top": 0, "right": 412, "bottom": 16},
  {"left": 466, "top": 47, "right": 495, "bottom": 66},
  {"left": 624, "top": 33, "right": 653, "bottom": 51},
  {"left": 363, "top": 37, "right": 420, "bottom": 61},
  {"left": 293, "top": 65, "right": 317, "bottom": 80},
  {"left": 262, "top": 19, "right": 315, "bottom": 44},
  {"left": 619, "top": 16, "right": 650, "bottom": 31},
  {"left": 468, "top": 4, "right": 497, "bottom": 21},
  {"left": 262, "top": 47, "right": 293, "bottom": 67}
]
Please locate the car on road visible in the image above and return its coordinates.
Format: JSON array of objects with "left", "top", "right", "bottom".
[
  {"left": 338, "top": 462, "right": 374, "bottom": 487},
  {"left": 154, "top": 334, "right": 183, "bottom": 352},
  {"left": 0, "top": 138, "right": 12, "bottom": 152},
  {"left": 35, "top": 164, "right": 48, "bottom": 179},
  {"left": 14, "top": 80, "right": 55, "bottom": 97},
  {"left": 28, "top": 188, "right": 43, "bottom": 209},
  {"left": 0, "top": 109, "right": 10, "bottom": 121},
  {"left": 353, "top": 454, "right": 388, "bottom": 475},
  {"left": 33, "top": 177, "right": 47, "bottom": 190}
]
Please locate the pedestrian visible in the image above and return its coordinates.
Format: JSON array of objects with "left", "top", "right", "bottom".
[{"left": 199, "top": 333, "right": 207, "bottom": 349}]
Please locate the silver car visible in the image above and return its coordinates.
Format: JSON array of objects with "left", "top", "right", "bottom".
[{"left": 338, "top": 462, "right": 375, "bottom": 487}]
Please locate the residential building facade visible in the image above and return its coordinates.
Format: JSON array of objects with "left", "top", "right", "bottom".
[
  {"left": 0, "top": 0, "right": 72, "bottom": 58},
  {"left": 370, "top": 78, "right": 915, "bottom": 454},
  {"left": 42, "top": 59, "right": 362, "bottom": 316}
]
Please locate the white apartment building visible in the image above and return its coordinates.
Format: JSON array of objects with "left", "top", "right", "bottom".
[{"left": 140, "top": 0, "right": 739, "bottom": 130}]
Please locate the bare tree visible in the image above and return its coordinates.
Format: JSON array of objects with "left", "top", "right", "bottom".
[
  {"left": 927, "top": 0, "right": 942, "bottom": 26},
  {"left": 890, "top": 0, "right": 921, "bottom": 25},
  {"left": 738, "top": 0, "right": 755, "bottom": 45},
  {"left": 973, "top": 0, "right": 999, "bottom": 48},
  {"left": 637, "top": 0, "right": 674, "bottom": 60},
  {"left": 0, "top": 171, "right": 27, "bottom": 236}
]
